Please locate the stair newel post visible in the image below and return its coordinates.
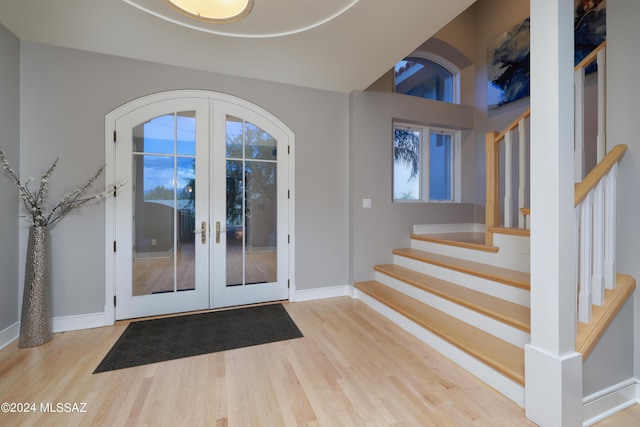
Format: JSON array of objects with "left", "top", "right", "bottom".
[{"left": 485, "top": 131, "right": 500, "bottom": 246}]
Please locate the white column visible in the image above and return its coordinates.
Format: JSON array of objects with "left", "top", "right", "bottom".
[{"left": 525, "top": 0, "right": 583, "bottom": 425}]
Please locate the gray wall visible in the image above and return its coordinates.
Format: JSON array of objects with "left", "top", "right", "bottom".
[
  {"left": 582, "top": 298, "right": 634, "bottom": 396},
  {"left": 608, "top": 0, "right": 640, "bottom": 381},
  {"left": 18, "top": 41, "right": 349, "bottom": 317},
  {"left": 349, "top": 91, "right": 475, "bottom": 282},
  {"left": 0, "top": 23, "right": 19, "bottom": 333}
]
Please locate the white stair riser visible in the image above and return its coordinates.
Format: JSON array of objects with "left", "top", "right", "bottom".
[
  {"left": 356, "top": 289, "right": 525, "bottom": 407},
  {"left": 394, "top": 255, "right": 530, "bottom": 307},
  {"left": 374, "top": 272, "right": 530, "bottom": 347},
  {"left": 411, "top": 233, "right": 530, "bottom": 273}
]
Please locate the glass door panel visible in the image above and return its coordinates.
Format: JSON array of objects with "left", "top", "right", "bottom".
[
  {"left": 224, "top": 117, "right": 278, "bottom": 288},
  {"left": 131, "top": 112, "right": 197, "bottom": 296},
  {"left": 245, "top": 160, "right": 277, "bottom": 285},
  {"left": 212, "top": 111, "right": 285, "bottom": 308}
]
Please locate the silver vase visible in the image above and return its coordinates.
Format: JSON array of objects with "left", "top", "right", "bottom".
[{"left": 18, "top": 225, "right": 52, "bottom": 348}]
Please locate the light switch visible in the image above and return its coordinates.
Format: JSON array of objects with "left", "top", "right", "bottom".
[{"left": 363, "top": 198, "right": 372, "bottom": 208}]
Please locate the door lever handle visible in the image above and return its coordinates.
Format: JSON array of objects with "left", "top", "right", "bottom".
[
  {"left": 193, "top": 221, "right": 206, "bottom": 244},
  {"left": 216, "top": 221, "right": 227, "bottom": 244}
]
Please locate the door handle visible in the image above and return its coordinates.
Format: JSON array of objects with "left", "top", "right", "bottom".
[
  {"left": 216, "top": 221, "right": 227, "bottom": 244},
  {"left": 193, "top": 221, "right": 206, "bottom": 244}
]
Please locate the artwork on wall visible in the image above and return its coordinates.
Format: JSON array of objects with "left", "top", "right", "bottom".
[
  {"left": 487, "top": 18, "right": 530, "bottom": 110},
  {"left": 487, "top": 0, "right": 606, "bottom": 110},
  {"left": 574, "top": 0, "right": 607, "bottom": 71}
]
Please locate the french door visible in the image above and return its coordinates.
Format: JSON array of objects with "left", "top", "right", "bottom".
[{"left": 109, "top": 93, "right": 291, "bottom": 320}]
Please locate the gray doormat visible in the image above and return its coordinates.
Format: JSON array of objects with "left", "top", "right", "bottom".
[{"left": 94, "top": 303, "right": 302, "bottom": 373}]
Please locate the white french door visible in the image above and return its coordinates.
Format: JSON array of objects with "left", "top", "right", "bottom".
[
  {"left": 210, "top": 102, "right": 289, "bottom": 308},
  {"left": 108, "top": 92, "right": 291, "bottom": 320}
]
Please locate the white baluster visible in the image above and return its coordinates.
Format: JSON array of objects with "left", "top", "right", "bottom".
[
  {"left": 591, "top": 180, "right": 605, "bottom": 306},
  {"left": 597, "top": 48, "right": 606, "bottom": 163},
  {"left": 604, "top": 165, "right": 617, "bottom": 289},
  {"left": 575, "top": 207, "right": 580, "bottom": 334},
  {"left": 578, "top": 192, "right": 593, "bottom": 323},
  {"left": 518, "top": 118, "right": 528, "bottom": 229},
  {"left": 504, "top": 131, "right": 513, "bottom": 228},
  {"left": 575, "top": 69, "right": 585, "bottom": 182}
]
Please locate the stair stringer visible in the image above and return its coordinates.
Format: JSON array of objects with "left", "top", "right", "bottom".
[
  {"left": 355, "top": 288, "right": 526, "bottom": 407},
  {"left": 394, "top": 255, "right": 531, "bottom": 307},
  {"left": 373, "top": 271, "right": 530, "bottom": 347},
  {"left": 411, "top": 232, "right": 531, "bottom": 273}
]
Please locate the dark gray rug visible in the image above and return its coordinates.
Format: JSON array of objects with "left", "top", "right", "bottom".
[{"left": 94, "top": 303, "right": 302, "bottom": 373}]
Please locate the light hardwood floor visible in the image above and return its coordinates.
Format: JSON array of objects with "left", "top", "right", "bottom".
[{"left": 0, "top": 297, "right": 637, "bottom": 426}]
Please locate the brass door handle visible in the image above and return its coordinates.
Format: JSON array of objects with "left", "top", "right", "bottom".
[
  {"left": 216, "top": 221, "right": 227, "bottom": 244},
  {"left": 193, "top": 221, "right": 206, "bottom": 244}
]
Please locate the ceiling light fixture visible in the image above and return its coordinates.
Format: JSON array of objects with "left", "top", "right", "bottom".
[{"left": 163, "top": 0, "right": 254, "bottom": 24}]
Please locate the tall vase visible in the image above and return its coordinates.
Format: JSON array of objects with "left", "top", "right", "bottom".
[{"left": 18, "top": 225, "right": 52, "bottom": 348}]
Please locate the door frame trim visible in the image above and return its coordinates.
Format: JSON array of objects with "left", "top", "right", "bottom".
[{"left": 104, "top": 90, "right": 295, "bottom": 325}]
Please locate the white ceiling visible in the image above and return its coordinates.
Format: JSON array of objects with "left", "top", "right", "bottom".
[{"left": 0, "top": 0, "right": 476, "bottom": 93}]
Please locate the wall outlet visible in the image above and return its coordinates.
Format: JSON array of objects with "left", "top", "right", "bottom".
[
  {"left": 363, "top": 198, "right": 372, "bottom": 208},
  {"left": 151, "top": 239, "right": 157, "bottom": 246}
]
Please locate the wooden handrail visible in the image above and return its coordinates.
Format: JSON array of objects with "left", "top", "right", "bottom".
[
  {"left": 494, "top": 109, "right": 531, "bottom": 144},
  {"left": 574, "top": 144, "right": 627, "bottom": 206}
]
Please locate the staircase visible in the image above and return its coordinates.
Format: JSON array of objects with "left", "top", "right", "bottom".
[
  {"left": 354, "top": 227, "right": 636, "bottom": 408},
  {"left": 354, "top": 229, "right": 531, "bottom": 405},
  {"left": 353, "top": 40, "right": 640, "bottom": 410}
]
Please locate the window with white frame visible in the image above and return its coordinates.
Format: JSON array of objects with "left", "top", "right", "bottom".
[
  {"left": 394, "top": 53, "right": 460, "bottom": 104},
  {"left": 393, "top": 123, "right": 460, "bottom": 202}
]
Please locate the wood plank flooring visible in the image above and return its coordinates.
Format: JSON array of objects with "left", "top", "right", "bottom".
[{"left": 0, "top": 297, "right": 636, "bottom": 426}]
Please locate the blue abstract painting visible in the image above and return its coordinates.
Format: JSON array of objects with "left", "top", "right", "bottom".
[
  {"left": 487, "top": 0, "right": 606, "bottom": 110},
  {"left": 487, "top": 18, "right": 530, "bottom": 110}
]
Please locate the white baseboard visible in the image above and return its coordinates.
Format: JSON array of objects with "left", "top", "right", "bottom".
[
  {"left": 582, "top": 378, "right": 640, "bottom": 426},
  {"left": 413, "top": 223, "right": 484, "bottom": 234},
  {"left": 0, "top": 322, "right": 19, "bottom": 350},
  {"left": 52, "top": 312, "right": 106, "bottom": 333},
  {"left": 293, "top": 285, "right": 351, "bottom": 302},
  {"left": 0, "top": 312, "right": 107, "bottom": 350}
]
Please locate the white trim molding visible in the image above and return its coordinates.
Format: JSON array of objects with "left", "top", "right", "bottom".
[
  {"left": 0, "top": 312, "right": 106, "bottom": 351},
  {"left": 293, "top": 285, "right": 351, "bottom": 302},
  {"left": 582, "top": 378, "right": 640, "bottom": 426},
  {"left": 0, "top": 322, "right": 19, "bottom": 351},
  {"left": 52, "top": 312, "right": 106, "bottom": 333},
  {"left": 412, "top": 223, "right": 484, "bottom": 235}
]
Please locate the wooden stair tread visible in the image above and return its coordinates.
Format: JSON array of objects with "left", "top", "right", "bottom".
[
  {"left": 487, "top": 226, "right": 530, "bottom": 237},
  {"left": 374, "top": 264, "right": 530, "bottom": 332},
  {"left": 355, "top": 280, "right": 525, "bottom": 385},
  {"left": 393, "top": 247, "right": 530, "bottom": 290},
  {"left": 410, "top": 232, "right": 499, "bottom": 253},
  {"left": 576, "top": 274, "right": 636, "bottom": 359}
]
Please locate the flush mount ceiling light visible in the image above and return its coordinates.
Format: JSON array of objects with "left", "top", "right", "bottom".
[{"left": 163, "top": 0, "right": 254, "bottom": 24}]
